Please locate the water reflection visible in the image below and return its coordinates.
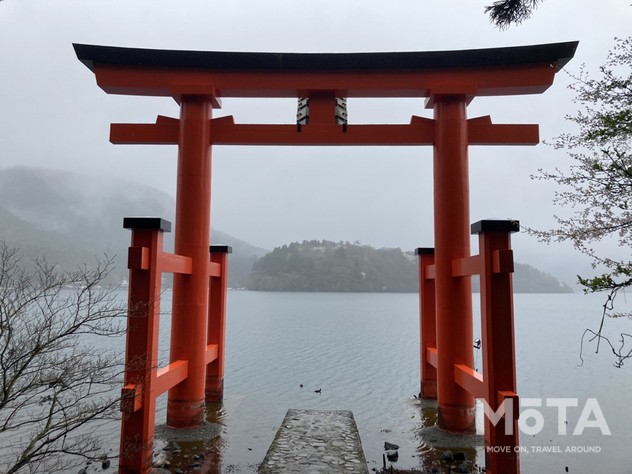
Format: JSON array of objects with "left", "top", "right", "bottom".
[
  {"left": 154, "top": 401, "right": 227, "bottom": 473},
  {"left": 412, "top": 398, "right": 485, "bottom": 473}
]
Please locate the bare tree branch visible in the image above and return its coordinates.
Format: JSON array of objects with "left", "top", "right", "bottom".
[{"left": 0, "top": 242, "right": 126, "bottom": 474}]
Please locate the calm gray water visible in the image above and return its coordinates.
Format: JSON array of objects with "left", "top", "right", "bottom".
[
  {"left": 216, "top": 291, "right": 632, "bottom": 473},
  {"left": 53, "top": 291, "right": 632, "bottom": 472}
]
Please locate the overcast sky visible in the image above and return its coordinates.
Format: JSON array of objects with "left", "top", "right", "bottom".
[{"left": 0, "top": 0, "right": 630, "bottom": 285}]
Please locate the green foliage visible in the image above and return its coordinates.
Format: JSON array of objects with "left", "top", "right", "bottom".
[
  {"left": 577, "top": 274, "right": 618, "bottom": 293},
  {"left": 577, "top": 265, "right": 632, "bottom": 301}
]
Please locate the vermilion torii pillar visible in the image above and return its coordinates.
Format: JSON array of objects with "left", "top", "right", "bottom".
[
  {"left": 74, "top": 41, "right": 576, "bottom": 473},
  {"left": 168, "top": 95, "right": 214, "bottom": 427},
  {"left": 432, "top": 94, "right": 476, "bottom": 431}
]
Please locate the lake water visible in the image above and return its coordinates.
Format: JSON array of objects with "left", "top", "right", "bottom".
[{"left": 61, "top": 291, "right": 632, "bottom": 472}]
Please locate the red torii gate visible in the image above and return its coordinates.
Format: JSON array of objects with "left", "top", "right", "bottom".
[{"left": 74, "top": 41, "right": 577, "bottom": 474}]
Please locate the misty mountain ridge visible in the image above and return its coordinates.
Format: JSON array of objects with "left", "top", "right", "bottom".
[
  {"left": 0, "top": 166, "right": 571, "bottom": 293},
  {"left": 0, "top": 166, "right": 266, "bottom": 286}
]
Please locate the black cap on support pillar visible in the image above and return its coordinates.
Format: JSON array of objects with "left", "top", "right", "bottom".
[
  {"left": 415, "top": 247, "right": 435, "bottom": 255},
  {"left": 209, "top": 245, "right": 233, "bottom": 254},
  {"left": 123, "top": 217, "right": 172, "bottom": 232},
  {"left": 470, "top": 219, "right": 520, "bottom": 235}
]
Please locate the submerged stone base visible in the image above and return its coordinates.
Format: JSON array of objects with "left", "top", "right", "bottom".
[{"left": 259, "top": 409, "right": 368, "bottom": 473}]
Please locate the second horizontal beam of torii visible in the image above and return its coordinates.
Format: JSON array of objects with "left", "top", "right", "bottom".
[{"left": 110, "top": 114, "right": 538, "bottom": 147}]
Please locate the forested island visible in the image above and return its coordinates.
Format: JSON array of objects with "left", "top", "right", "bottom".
[{"left": 248, "top": 240, "right": 573, "bottom": 293}]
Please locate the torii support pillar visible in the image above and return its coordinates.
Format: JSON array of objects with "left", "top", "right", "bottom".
[
  {"left": 415, "top": 247, "right": 436, "bottom": 400},
  {"left": 119, "top": 218, "right": 169, "bottom": 473},
  {"left": 418, "top": 219, "right": 521, "bottom": 473},
  {"left": 206, "top": 245, "right": 232, "bottom": 402},
  {"left": 118, "top": 218, "right": 230, "bottom": 473},
  {"left": 475, "top": 220, "right": 521, "bottom": 473}
]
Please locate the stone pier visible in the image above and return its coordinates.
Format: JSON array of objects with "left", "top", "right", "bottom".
[{"left": 259, "top": 409, "right": 368, "bottom": 473}]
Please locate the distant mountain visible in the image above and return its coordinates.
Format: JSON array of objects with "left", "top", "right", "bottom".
[
  {"left": 248, "top": 240, "right": 573, "bottom": 293},
  {"left": 511, "top": 263, "right": 572, "bottom": 294},
  {"left": 0, "top": 166, "right": 266, "bottom": 287},
  {"left": 0, "top": 166, "right": 572, "bottom": 293}
]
